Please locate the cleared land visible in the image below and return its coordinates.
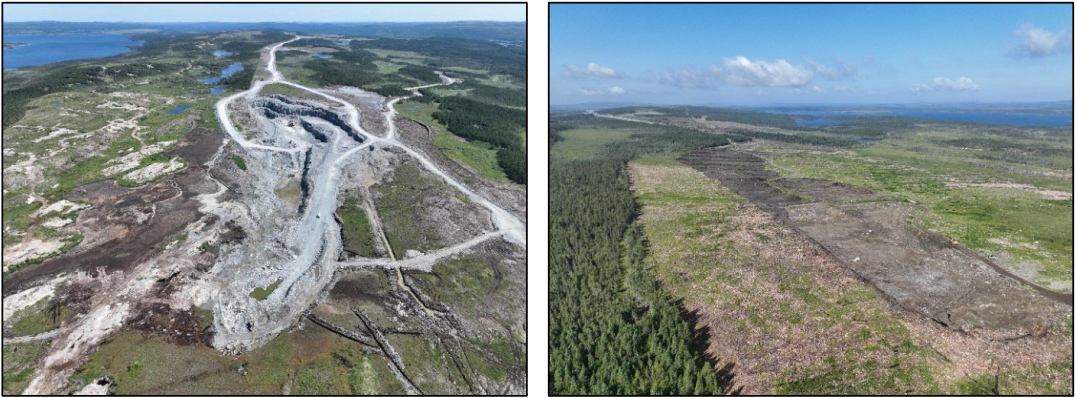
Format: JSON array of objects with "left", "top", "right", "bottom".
[{"left": 3, "top": 29, "right": 527, "bottom": 395}]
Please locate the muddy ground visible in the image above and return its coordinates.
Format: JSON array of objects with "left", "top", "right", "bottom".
[{"left": 681, "top": 146, "right": 1071, "bottom": 330}]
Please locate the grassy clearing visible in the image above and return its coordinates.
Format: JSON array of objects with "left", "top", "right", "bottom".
[
  {"left": 628, "top": 154, "right": 1072, "bottom": 394},
  {"left": 230, "top": 155, "right": 247, "bottom": 171},
  {"left": 10, "top": 296, "right": 72, "bottom": 336},
  {"left": 551, "top": 128, "right": 646, "bottom": 161},
  {"left": 373, "top": 163, "right": 446, "bottom": 256},
  {"left": 249, "top": 279, "right": 282, "bottom": 301},
  {"left": 2, "top": 341, "right": 50, "bottom": 394},
  {"left": 411, "top": 254, "right": 502, "bottom": 322},
  {"left": 69, "top": 323, "right": 405, "bottom": 395},
  {"left": 337, "top": 199, "right": 378, "bottom": 257},
  {"left": 747, "top": 133, "right": 1073, "bottom": 292},
  {"left": 393, "top": 99, "right": 508, "bottom": 182}
]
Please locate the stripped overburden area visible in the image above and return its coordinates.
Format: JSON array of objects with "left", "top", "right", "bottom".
[
  {"left": 549, "top": 106, "right": 1072, "bottom": 394},
  {"left": 3, "top": 22, "right": 526, "bottom": 395}
]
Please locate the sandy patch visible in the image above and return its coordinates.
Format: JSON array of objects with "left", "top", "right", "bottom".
[
  {"left": 41, "top": 218, "right": 74, "bottom": 229},
  {"left": 101, "top": 140, "right": 176, "bottom": 176},
  {"left": 40, "top": 200, "right": 90, "bottom": 216},
  {"left": 987, "top": 237, "right": 1040, "bottom": 250},
  {"left": 32, "top": 128, "right": 80, "bottom": 143},
  {"left": 631, "top": 109, "right": 665, "bottom": 116},
  {"left": 2, "top": 238, "right": 64, "bottom": 266},
  {"left": 2, "top": 275, "right": 67, "bottom": 321},
  {"left": 96, "top": 100, "right": 146, "bottom": 112},
  {"left": 949, "top": 182, "right": 1072, "bottom": 200},
  {"left": 123, "top": 157, "right": 184, "bottom": 183},
  {"left": 24, "top": 302, "right": 129, "bottom": 395}
]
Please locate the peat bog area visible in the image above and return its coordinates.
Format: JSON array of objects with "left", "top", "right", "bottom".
[{"left": 680, "top": 146, "right": 1072, "bottom": 331}]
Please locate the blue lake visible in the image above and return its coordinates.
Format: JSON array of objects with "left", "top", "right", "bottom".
[
  {"left": 311, "top": 54, "right": 333, "bottom": 59},
  {"left": 2, "top": 34, "right": 141, "bottom": 70},
  {"left": 796, "top": 119, "right": 842, "bottom": 127},
  {"left": 169, "top": 105, "right": 192, "bottom": 115},
  {"left": 210, "top": 87, "right": 225, "bottom": 95},
  {"left": 408, "top": 105, "right": 426, "bottom": 112},
  {"left": 198, "top": 63, "right": 245, "bottom": 84},
  {"left": 213, "top": 50, "right": 232, "bottom": 58}
]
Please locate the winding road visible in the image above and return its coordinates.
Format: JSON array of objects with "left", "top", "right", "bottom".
[{"left": 208, "top": 35, "right": 526, "bottom": 346}]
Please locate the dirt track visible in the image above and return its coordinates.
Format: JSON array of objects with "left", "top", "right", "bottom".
[{"left": 681, "top": 146, "right": 1071, "bottom": 330}]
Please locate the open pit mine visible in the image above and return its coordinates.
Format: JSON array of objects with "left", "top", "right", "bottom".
[{"left": 3, "top": 36, "right": 527, "bottom": 395}]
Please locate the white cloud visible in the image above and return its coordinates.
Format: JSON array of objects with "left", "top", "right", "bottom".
[
  {"left": 911, "top": 77, "right": 979, "bottom": 93},
  {"left": 650, "top": 69, "right": 717, "bottom": 89},
  {"left": 713, "top": 56, "right": 813, "bottom": 87},
  {"left": 564, "top": 62, "right": 620, "bottom": 79},
  {"left": 756, "top": 89, "right": 768, "bottom": 96},
  {"left": 578, "top": 86, "right": 626, "bottom": 96},
  {"left": 1012, "top": 24, "right": 1067, "bottom": 57},
  {"left": 811, "top": 85, "right": 822, "bottom": 93},
  {"left": 805, "top": 58, "right": 858, "bottom": 80}
]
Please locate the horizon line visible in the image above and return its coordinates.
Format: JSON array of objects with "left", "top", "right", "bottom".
[{"left": 0, "top": 19, "right": 520, "bottom": 23}]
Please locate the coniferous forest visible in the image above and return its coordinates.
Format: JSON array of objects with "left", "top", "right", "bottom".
[{"left": 549, "top": 116, "right": 734, "bottom": 394}]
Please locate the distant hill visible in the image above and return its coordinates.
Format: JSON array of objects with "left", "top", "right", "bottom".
[
  {"left": 549, "top": 101, "right": 650, "bottom": 112},
  {"left": 2, "top": 21, "right": 526, "bottom": 42}
]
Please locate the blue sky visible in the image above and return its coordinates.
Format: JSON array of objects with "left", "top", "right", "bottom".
[
  {"left": 2, "top": 4, "right": 524, "bottom": 23},
  {"left": 551, "top": 4, "right": 1073, "bottom": 105}
]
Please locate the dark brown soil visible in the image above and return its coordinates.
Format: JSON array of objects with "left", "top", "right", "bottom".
[
  {"left": 2, "top": 128, "right": 223, "bottom": 296},
  {"left": 680, "top": 146, "right": 1071, "bottom": 330},
  {"left": 771, "top": 178, "right": 889, "bottom": 202},
  {"left": 679, "top": 147, "right": 804, "bottom": 217},
  {"left": 128, "top": 302, "right": 213, "bottom": 346}
]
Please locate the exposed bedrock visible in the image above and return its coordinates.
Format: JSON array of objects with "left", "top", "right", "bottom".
[
  {"left": 2, "top": 128, "right": 223, "bottom": 296},
  {"left": 681, "top": 146, "right": 1070, "bottom": 330},
  {"left": 253, "top": 97, "right": 363, "bottom": 143}
]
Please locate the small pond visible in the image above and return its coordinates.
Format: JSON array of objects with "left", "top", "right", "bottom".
[
  {"left": 169, "top": 105, "right": 192, "bottom": 115},
  {"left": 198, "top": 63, "right": 244, "bottom": 84}
]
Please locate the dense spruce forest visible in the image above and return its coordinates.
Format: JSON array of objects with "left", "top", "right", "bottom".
[
  {"left": 410, "top": 88, "right": 527, "bottom": 184},
  {"left": 549, "top": 115, "right": 736, "bottom": 394}
]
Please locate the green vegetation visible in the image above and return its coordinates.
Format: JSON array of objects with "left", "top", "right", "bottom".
[
  {"left": 337, "top": 199, "right": 378, "bottom": 257},
  {"left": 249, "top": 279, "right": 283, "bottom": 301},
  {"left": 550, "top": 160, "right": 723, "bottom": 394},
  {"left": 68, "top": 328, "right": 405, "bottom": 395},
  {"left": 394, "top": 99, "right": 509, "bottom": 183},
  {"left": 231, "top": 155, "right": 247, "bottom": 171},
  {"left": 3, "top": 341, "right": 51, "bottom": 394},
  {"left": 751, "top": 131, "right": 1073, "bottom": 291},
  {"left": 373, "top": 164, "right": 445, "bottom": 256},
  {"left": 432, "top": 96, "right": 525, "bottom": 149},
  {"left": 11, "top": 298, "right": 72, "bottom": 336},
  {"left": 549, "top": 118, "right": 741, "bottom": 394},
  {"left": 495, "top": 148, "right": 526, "bottom": 185},
  {"left": 411, "top": 254, "right": 504, "bottom": 322}
]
